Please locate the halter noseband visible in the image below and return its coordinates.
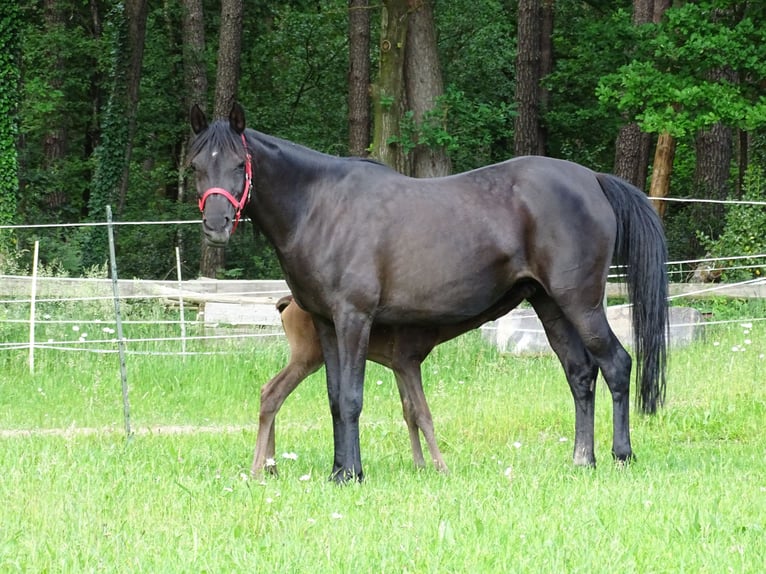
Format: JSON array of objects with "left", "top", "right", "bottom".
[{"left": 198, "top": 133, "right": 253, "bottom": 233}]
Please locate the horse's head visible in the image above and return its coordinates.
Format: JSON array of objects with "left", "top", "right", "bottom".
[{"left": 189, "top": 102, "right": 252, "bottom": 247}]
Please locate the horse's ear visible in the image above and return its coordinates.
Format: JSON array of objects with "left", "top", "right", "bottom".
[
  {"left": 190, "top": 104, "right": 207, "bottom": 134},
  {"left": 229, "top": 102, "right": 246, "bottom": 135}
]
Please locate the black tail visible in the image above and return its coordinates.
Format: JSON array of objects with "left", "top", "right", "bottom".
[{"left": 596, "top": 173, "right": 668, "bottom": 414}]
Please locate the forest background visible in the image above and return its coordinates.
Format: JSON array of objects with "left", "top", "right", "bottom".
[{"left": 1, "top": 0, "right": 765, "bottom": 281}]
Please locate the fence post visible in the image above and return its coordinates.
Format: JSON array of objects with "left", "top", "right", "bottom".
[
  {"left": 106, "top": 206, "right": 132, "bottom": 438},
  {"left": 175, "top": 246, "right": 187, "bottom": 359},
  {"left": 28, "top": 240, "right": 39, "bottom": 374}
]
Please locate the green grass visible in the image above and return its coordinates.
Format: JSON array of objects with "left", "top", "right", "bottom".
[{"left": 0, "top": 317, "right": 764, "bottom": 572}]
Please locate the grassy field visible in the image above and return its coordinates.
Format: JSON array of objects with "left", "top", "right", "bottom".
[{"left": 0, "top": 306, "right": 764, "bottom": 572}]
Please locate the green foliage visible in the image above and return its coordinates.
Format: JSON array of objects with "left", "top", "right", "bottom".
[
  {"left": 700, "top": 167, "right": 766, "bottom": 281},
  {"left": 389, "top": 87, "right": 515, "bottom": 172},
  {"left": 238, "top": 1, "right": 349, "bottom": 154},
  {"left": 11, "top": 0, "right": 766, "bottom": 280},
  {"left": 597, "top": 1, "right": 766, "bottom": 137},
  {"left": 436, "top": 0, "right": 517, "bottom": 166},
  {"left": 0, "top": 2, "right": 20, "bottom": 235},
  {"left": 544, "top": 4, "right": 635, "bottom": 169}
]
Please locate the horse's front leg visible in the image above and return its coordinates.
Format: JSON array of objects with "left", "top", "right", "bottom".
[{"left": 314, "top": 311, "right": 371, "bottom": 483}]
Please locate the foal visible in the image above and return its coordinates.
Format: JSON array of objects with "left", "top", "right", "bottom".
[{"left": 252, "top": 295, "right": 447, "bottom": 476}]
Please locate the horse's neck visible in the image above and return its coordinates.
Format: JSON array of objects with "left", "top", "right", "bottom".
[{"left": 247, "top": 135, "right": 330, "bottom": 252}]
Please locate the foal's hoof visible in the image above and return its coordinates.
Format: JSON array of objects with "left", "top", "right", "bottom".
[{"left": 250, "top": 459, "right": 279, "bottom": 479}]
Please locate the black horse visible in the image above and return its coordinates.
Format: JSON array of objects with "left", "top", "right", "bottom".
[{"left": 189, "top": 103, "right": 668, "bottom": 482}]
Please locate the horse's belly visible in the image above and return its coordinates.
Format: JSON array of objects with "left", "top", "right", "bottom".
[{"left": 376, "top": 259, "right": 519, "bottom": 324}]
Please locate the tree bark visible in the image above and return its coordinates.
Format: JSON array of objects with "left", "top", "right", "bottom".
[
  {"left": 213, "top": 0, "right": 243, "bottom": 118},
  {"left": 116, "top": 0, "right": 149, "bottom": 215},
  {"left": 181, "top": 0, "right": 207, "bottom": 270},
  {"left": 649, "top": 131, "right": 674, "bottom": 218},
  {"left": 370, "top": 0, "right": 410, "bottom": 173},
  {"left": 613, "top": 0, "right": 655, "bottom": 189},
  {"left": 514, "top": 0, "right": 543, "bottom": 157},
  {"left": 537, "top": 0, "right": 554, "bottom": 153},
  {"left": 182, "top": 0, "right": 208, "bottom": 114},
  {"left": 405, "top": 0, "right": 451, "bottom": 177},
  {"left": 348, "top": 0, "right": 371, "bottom": 157},
  {"left": 201, "top": 0, "right": 244, "bottom": 278}
]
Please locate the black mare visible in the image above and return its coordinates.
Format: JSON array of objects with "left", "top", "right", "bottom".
[{"left": 189, "top": 103, "right": 669, "bottom": 482}]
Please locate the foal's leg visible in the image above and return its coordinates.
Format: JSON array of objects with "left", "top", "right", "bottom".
[
  {"left": 251, "top": 360, "right": 321, "bottom": 476},
  {"left": 314, "top": 310, "right": 372, "bottom": 483},
  {"left": 529, "top": 293, "right": 599, "bottom": 467},
  {"left": 391, "top": 363, "right": 448, "bottom": 473},
  {"left": 251, "top": 300, "right": 323, "bottom": 476}
]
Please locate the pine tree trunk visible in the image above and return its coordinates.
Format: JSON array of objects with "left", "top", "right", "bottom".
[
  {"left": 181, "top": 0, "right": 207, "bottom": 270},
  {"left": 201, "top": 0, "right": 243, "bottom": 278},
  {"left": 405, "top": 0, "right": 451, "bottom": 177},
  {"left": 348, "top": 0, "right": 371, "bottom": 157},
  {"left": 613, "top": 0, "right": 655, "bottom": 189},
  {"left": 370, "top": 0, "right": 410, "bottom": 173},
  {"left": 116, "top": 0, "right": 149, "bottom": 215},
  {"left": 514, "top": 0, "right": 542, "bottom": 157}
]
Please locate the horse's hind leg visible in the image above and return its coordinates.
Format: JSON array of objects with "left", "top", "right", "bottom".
[
  {"left": 529, "top": 292, "right": 599, "bottom": 467},
  {"left": 555, "top": 300, "right": 634, "bottom": 463}
]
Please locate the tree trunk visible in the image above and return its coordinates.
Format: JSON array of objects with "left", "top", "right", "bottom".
[
  {"left": 649, "top": 131, "right": 674, "bottom": 218},
  {"left": 613, "top": 0, "right": 655, "bottom": 189},
  {"left": 116, "top": 0, "right": 149, "bottom": 215},
  {"left": 405, "top": 0, "right": 451, "bottom": 177},
  {"left": 370, "top": 0, "right": 410, "bottom": 173},
  {"left": 201, "top": 0, "right": 243, "bottom": 278},
  {"left": 537, "top": 0, "right": 554, "bottom": 153},
  {"left": 182, "top": 0, "right": 208, "bottom": 114},
  {"left": 514, "top": 0, "right": 542, "bottom": 157},
  {"left": 213, "top": 0, "right": 243, "bottom": 118},
  {"left": 348, "top": 0, "right": 371, "bottom": 157},
  {"left": 181, "top": 0, "right": 207, "bottom": 270}
]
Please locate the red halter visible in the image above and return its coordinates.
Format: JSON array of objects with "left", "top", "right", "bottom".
[{"left": 198, "top": 133, "right": 253, "bottom": 233}]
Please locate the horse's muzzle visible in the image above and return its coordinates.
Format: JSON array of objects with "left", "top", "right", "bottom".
[
  {"left": 202, "top": 228, "right": 231, "bottom": 247},
  {"left": 201, "top": 209, "right": 234, "bottom": 247}
]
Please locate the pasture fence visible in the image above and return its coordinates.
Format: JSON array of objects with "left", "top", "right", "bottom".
[{"left": 1, "top": 202, "right": 765, "bottom": 435}]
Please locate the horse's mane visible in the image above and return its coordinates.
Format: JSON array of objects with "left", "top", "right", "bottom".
[
  {"left": 249, "top": 130, "right": 398, "bottom": 175},
  {"left": 191, "top": 119, "right": 397, "bottom": 176}
]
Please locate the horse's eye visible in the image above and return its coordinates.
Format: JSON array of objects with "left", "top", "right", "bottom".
[{"left": 237, "top": 162, "right": 245, "bottom": 172}]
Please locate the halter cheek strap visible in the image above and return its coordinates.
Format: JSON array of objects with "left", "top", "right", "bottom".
[{"left": 198, "top": 133, "right": 253, "bottom": 233}]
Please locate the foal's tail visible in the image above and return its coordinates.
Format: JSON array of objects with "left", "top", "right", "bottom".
[{"left": 596, "top": 173, "right": 668, "bottom": 414}]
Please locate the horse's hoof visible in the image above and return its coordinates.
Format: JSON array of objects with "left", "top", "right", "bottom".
[
  {"left": 573, "top": 450, "right": 596, "bottom": 468},
  {"left": 329, "top": 467, "right": 363, "bottom": 484},
  {"left": 612, "top": 450, "right": 635, "bottom": 467}
]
